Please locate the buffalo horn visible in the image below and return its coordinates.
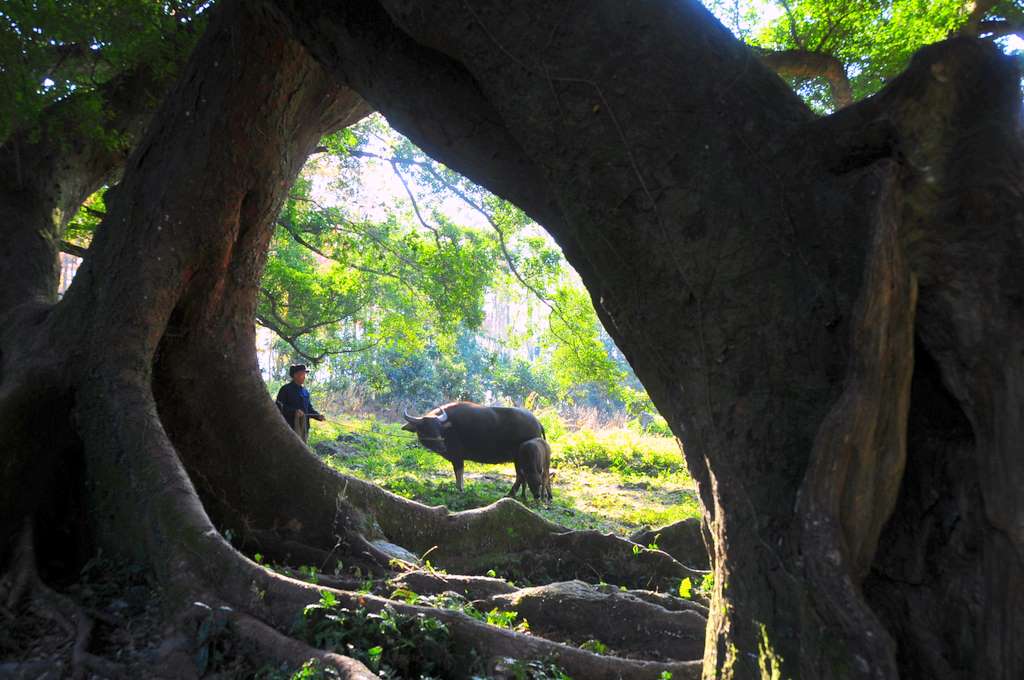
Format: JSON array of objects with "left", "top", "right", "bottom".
[
  {"left": 437, "top": 407, "right": 449, "bottom": 423},
  {"left": 403, "top": 408, "right": 424, "bottom": 424}
]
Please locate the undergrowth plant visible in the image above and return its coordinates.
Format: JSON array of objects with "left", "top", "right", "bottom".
[
  {"left": 292, "top": 591, "right": 558, "bottom": 679},
  {"left": 390, "top": 589, "right": 529, "bottom": 633},
  {"left": 298, "top": 592, "right": 455, "bottom": 679}
]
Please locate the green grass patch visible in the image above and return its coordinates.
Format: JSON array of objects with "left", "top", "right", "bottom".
[
  {"left": 310, "top": 414, "right": 700, "bottom": 535},
  {"left": 554, "top": 427, "right": 687, "bottom": 476}
]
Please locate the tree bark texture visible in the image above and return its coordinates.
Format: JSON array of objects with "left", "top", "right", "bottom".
[{"left": 272, "top": 1, "right": 1024, "bottom": 678}]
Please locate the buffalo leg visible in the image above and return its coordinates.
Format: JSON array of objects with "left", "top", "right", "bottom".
[
  {"left": 544, "top": 441, "right": 553, "bottom": 502},
  {"left": 452, "top": 459, "right": 464, "bottom": 492},
  {"left": 507, "top": 460, "right": 524, "bottom": 498}
]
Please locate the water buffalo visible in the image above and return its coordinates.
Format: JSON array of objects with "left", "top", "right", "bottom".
[
  {"left": 509, "top": 437, "right": 553, "bottom": 503},
  {"left": 401, "top": 401, "right": 545, "bottom": 493}
]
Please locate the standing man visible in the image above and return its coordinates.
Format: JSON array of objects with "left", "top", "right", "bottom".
[{"left": 275, "top": 364, "right": 325, "bottom": 443}]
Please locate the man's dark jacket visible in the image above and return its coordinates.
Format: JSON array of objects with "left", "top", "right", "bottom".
[{"left": 275, "top": 381, "right": 321, "bottom": 423}]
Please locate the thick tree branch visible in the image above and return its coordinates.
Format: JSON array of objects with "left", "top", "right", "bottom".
[
  {"left": 759, "top": 48, "right": 854, "bottom": 108},
  {"left": 60, "top": 241, "right": 88, "bottom": 258},
  {"left": 977, "top": 18, "right": 1024, "bottom": 39},
  {"left": 0, "top": 59, "right": 179, "bottom": 313},
  {"left": 811, "top": 7, "right": 858, "bottom": 53}
]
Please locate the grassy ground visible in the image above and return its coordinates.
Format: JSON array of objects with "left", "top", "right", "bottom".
[{"left": 309, "top": 413, "right": 701, "bottom": 536}]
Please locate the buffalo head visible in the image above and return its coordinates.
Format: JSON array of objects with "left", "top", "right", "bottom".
[{"left": 402, "top": 406, "right": 451, "bottom": 454}]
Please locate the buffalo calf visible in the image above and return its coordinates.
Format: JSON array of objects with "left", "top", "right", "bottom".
[{"left": 509, "top": 437, "right": 552, "bottom": 503}]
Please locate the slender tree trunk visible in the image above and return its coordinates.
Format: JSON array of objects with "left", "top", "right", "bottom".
[{"left": 274, "top": 1, "right": 1024, "bottom": 677}]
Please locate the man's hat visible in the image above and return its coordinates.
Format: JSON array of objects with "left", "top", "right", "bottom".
[{"left": 288, "top": 364, "right": 308, "bottom": 377}]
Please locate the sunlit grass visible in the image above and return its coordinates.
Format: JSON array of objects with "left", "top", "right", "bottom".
[{"left": 309, "top": 414, "right": 700, "bottom": 535}]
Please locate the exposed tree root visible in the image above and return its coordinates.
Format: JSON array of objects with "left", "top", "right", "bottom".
[
  {"left": 388, "top": 569, "right": 709, "bottom": 660},
  {"left": 594, "top": 584, "right": 709, "bottom": 617},
  {"left": 245, "top": 529, "right": 396, "bottom": 579},
  {"left": 229, "top": 610, "right": 376, "bottom": 679},
  {"left": 629, "top": 518, "right": 710, "bottom": 572},
  {"left": 346, "top": 483, "right": 706, "bottom": 591},
  {"left": 392, "top": 567, "right": 709, "bottom": 615},
  {"left": 62, "top": 362, "right": 706, "bottom": 679},
  {"left": 109, "top": 336, "right": 711, "bottom": 672},
  {"left": 475, "top": 580, "right": 706, "bottom": 661},
  {"left": 107, "top": 493, "right": 705, "bottom": 680},
  {"left": 0, "top": 520, "right": 122, "bottom": 680},
  {"left": 70, "top": 610, "right": 129, "bottom": 680},
  {"left": 389, "top": 569, "right": 518, "bottom": 600}
]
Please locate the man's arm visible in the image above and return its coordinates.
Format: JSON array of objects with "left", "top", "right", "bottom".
[{"left": 306, "top": 391, "right": 325, "bottom": 421}]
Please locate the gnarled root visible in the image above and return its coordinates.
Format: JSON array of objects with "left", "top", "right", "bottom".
[
  {"left": 229, "top": 610, "right": 376, "bottom": 678},
  {"left": 389, "top": 569, "right": 518, "bottom": 601},
  {"left": 389, "top": 570, "right": 708, "bottom": 660},
  {"left": 67, "top": 364, "right": 704, "bottom": 678},
  {"left": 0, "top": 519, "right": 121, "bottom": 680},
  {"left": 476, "top": 580, "right": 706, "bottom": 661},
  {"left": 244, "top": 528, "right": 396, "bottom": 579}
]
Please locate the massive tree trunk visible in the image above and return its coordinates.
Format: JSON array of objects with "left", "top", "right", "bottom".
[
  {"left": 272, "top": 1, "right": 1024, "bottom": 678},
  {"left": 1, "top": 2, "right": 712, "bottom": 676}
]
